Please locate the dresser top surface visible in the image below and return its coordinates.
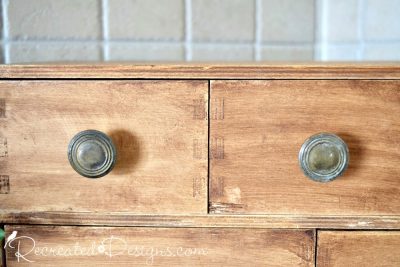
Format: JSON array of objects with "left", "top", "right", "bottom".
[{"left": 0, "top": 63, "right": 400, "bottom": 79}]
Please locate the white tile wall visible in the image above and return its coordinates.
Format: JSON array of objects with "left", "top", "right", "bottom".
[
  {"left": 192, "top": 44, "right": 254, "bottom": 61},
  {"left": 7, "top": 0, "right": 101, "bottom": 40},
  {"left": 1, "top": 0, "right": 399, "bottom": 63},
  {"left": 107, "top": 0, "right": 184, "bottom": 41},
  {"left": 316, "top": 0, "right": 400, "bottom": 61},
  {"left": 364, "top": 0, "right": 400, "bottom": 41},
  {"left": 107, "top": 42, "right": 185, "bottom": 61},
  {"left": 192, "top": 0, "right": 255, "bottom": 42},
  {"left": 9, "top": 42, "right": 102, "bottom": 63},
  {"left": 364, "top": 43, "right": 400, "bottom": 61},
  {"left": 261, "top": 0, "right": 315, "bottom": 43},
  {"left": 261, "top": 45, "right": 314, "bottom": 61},
  {"left": 324, "top": 0, "right": 359, "bottom": 43}
]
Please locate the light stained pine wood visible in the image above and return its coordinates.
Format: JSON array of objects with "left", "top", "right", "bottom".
[
  {"left": 4, "top": 225, "right": 315, "bottom": 266},
  {"left": 1, "top": 212, "right": 400, "bottom": 229},
  {"left": 0, "top": 64, "right": 400, "bottom": 79},
  {"left": 317, "top": 231, "right": 400, "bottom": 266},
  {"left": 0, "top": 80, "right": 208, "bottom": 214},
  {"left": 210, "top": 80, "right": 400, "bottom": 215}
]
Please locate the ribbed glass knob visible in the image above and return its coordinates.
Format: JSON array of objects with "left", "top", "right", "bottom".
[
  {"left": 68, "top": 130, "right": 117, "bottom": 178},
  {"left": 299, "top": 133, "right": 349, "bottom": 182}
]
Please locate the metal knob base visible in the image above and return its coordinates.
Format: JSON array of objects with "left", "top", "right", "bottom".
[
  {"left": 299, "top": 133, "right": 349, "bottom": 182},
  {"left": 68, "top": 130, "right": 117, "bottom": 178}
]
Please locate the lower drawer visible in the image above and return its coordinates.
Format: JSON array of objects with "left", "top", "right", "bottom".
[
  {"left": 317, "top": 231, "right": 400, "bottom": 266},
  {"left": 4, "top": 225, "right": 314, "bottom": 266}
]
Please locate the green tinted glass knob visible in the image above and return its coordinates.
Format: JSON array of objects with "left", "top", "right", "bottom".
[
  {"left": 0, "top": 228, "right": 4, "bottom": 240},
  {"left": 299, "top": 133, "right": 349, "bottom": 182},
  {"left": 68, "top": 130, "right": 117, "bottom": 178}
]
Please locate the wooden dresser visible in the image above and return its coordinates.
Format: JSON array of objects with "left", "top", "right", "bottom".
[{"left": 0, "top": 64, "right": 399, "bottom": 266}]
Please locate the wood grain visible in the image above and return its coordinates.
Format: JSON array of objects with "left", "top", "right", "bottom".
[
  {"left": 317, "top": 231, "right": 400, "bottom": 266},
  {"left": 0, "top": 80, "right": 208, "bottom": 214},
  {"left": 0, "top": 64, "right": 400, "bottom": 79},
  {"left": 2, "top": 212, "right": 400, "bottom": 229},
  {"left": 4, "top": 225, "right": 314, "bottom": 266},
  {"left": 210, "top": 80, "right": 400, "bottom": 215}
]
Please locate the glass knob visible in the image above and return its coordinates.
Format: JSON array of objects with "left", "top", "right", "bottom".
[
  {"left": 68, "top": 130, "right": 117, "bottom": 178},
  {"left": 299, "top": 133, "right": 349, "bottom": 182}
]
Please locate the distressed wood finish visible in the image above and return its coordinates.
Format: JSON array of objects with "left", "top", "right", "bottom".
[
  {"left": 0, "top": 80, "right": 208, "bottom": 214},
  {"left": 317, "top": 231, "right": 400, "bottom": 266},
  {"left": 0, "top": 64, "right": 400, "bottom": 79},
  {"left": 210, "top": 80, "right": 400, "bottom": 215},
  {"left": 2, "top": 212, "right": 400, "bottom": 229},
  {"left": 4, "top": 225, "right": 314, "bottom": 266}
]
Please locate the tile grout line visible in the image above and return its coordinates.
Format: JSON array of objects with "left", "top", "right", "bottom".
[
  {"left": 2, "top": 0, "right": 9, "bottom": 63},
  {"left": 101, "top": 0, "right": 109, "bottom": 61},
  {"left": 0, "top": 39, "right": 325, "bottom": 45},
  {"left": 357, "top": 0, "right": 366, "bottom": 60},
  {"left": 254, "top": 0, "right": 262, "bottom": 61},
  {"left": 4, "top": 38, "right": 399, "bottom": 46},
  {"left": 184, "top": 0, "right": 192, "bottom": 61},
  {"left": 312, "top": 0, "right": 318, "bottom": 61},
  {"left": 315, "top": 0, "right": 328, "bottom": 61},
  {"left": 312, "top": 40, "right": 400, "bottom": 45}
]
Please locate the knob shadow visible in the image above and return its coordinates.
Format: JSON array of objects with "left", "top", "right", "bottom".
[
  {"left": 336, "top": 132, "right": 364, "bottom": 178},
  {"left": 108, "top": 129, "right": 141, "bottom": 175}
]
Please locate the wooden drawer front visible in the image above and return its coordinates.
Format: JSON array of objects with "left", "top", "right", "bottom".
[
  {"left": 4, "top": 225, "right": 314, "bottom": 266},
  {"left": 210, "top": 80, "right": 400, "bottom": 215},
  {"left": 0, "top": 81, "right": 208, "bottom": 214},
  {"left": 317, "top": 231, "right": 400, "bottom": 266}
]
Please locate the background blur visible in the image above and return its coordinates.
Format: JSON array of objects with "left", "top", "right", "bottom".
[{"left": 1, "top": 0, "right": 399, "bottom": 63}]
